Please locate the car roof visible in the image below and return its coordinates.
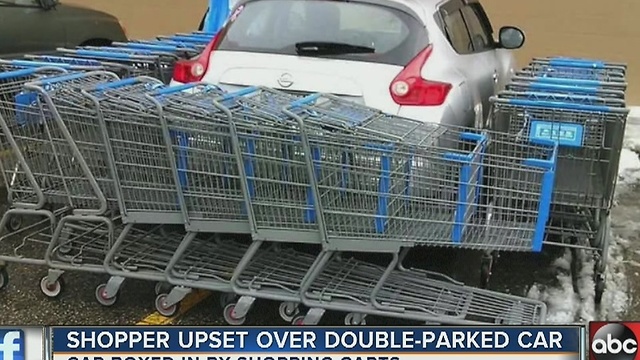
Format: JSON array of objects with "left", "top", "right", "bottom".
[{"left": 233, "top": 0, "right": 443, "bottom": 25}]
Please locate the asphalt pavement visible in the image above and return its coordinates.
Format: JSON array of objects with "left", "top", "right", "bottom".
[{"left": 0, "top": 229, "right": 562, "bottom": 326}]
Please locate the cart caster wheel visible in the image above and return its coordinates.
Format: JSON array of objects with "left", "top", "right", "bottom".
[
  {"left": 95, "top": 283, "right": 118, "bottom": 307},
  {"left": 39, "top": 276, "right": 64, "bottom": 299},
  {"left": 155, "top": 294, "right": 180, "bottom": 317},
  {"left": 0, "top": 267, "right": 8, "bottom": 291},
  {"left": 291, "top": 315, "right": 306, "bottom": 326},
  {"left": 58, "top": 243, "right": 73, "bottom": 255},
  {"left": 154, "top": 282, "right": 172, "bottom": 296},
  {"left": 219, "top": 293, "right": 236, "bottom": 308},
  {"left": 5, "top": 215, "right": 22, "bottom": 233},
  {"left": 344, "top": 313, "right": 366, "bottom": 326},
  {"left": 595, "top": 276, "right": 606, "bottom": 305},
  {"left": 278, "top": 302, "right": 299, "bottom": 322},
  {"left": 480, "top": 262, "right": 491, "bottom": 289},
  {"left": 223, "top": 303, "right": 246, "bottom": 325}
]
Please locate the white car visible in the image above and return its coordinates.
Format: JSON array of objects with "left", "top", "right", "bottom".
[{"left": 173, "top": 0, "right": 525, "bottom": 128}]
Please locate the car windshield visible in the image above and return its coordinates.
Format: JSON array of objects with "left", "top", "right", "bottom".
[{"left": 216, "top": 0, "right": 429, "bottom": 66}]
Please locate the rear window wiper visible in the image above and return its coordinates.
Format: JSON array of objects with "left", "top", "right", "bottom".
[{"left": 295, "top": 41, "right": 375, "bottom": 56}]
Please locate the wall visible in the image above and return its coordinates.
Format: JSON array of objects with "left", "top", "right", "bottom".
[
  {"left": 63, "top": 0, "right": 209, "bottom": 39},
  {"left": 64, "top": 0, "right": 639, "bottom": 103},
  {"left": 482, "top": 0, "right": 638, "bottom": 103}
]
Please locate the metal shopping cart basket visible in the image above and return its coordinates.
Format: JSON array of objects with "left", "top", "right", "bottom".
[
  {"left": 79, "top": 77, "right": 235, "bottom": 314},
  {"left": 530, "top": 56, "right": 627, "bottom": 78},
  {"left": 13, "top": 71, "right": 139, "bottom": 298},
  {"left": 130, "top": 40, "right": 207, "bottom": 53},
  {"left": 111, "top": 41, "right": 201, "bottom": 59},
  {"left": 506, "top": 81, "right": 625, "bottom": 100},
  {"left": 157, "top": 34, "right": 214, "bottom": 45},
  {"left": 19, "top": 55, "right": 141, "bottom": 79},
  {"left": 0, "top": 71, "right": 186, "bottom": 302},
  {"left": 489, "top": 89, "right": 629, "bottom": 303},
  {"left": 512, "top": 67, "right": 627, "bottom": 93},
  {"left": 152, "top": 86, "right": 303, "bottom": 321},
  {"left": 47, "top": 74, "right": 232, "bottom": 310},
  {"left": 56, "top": 47, "right": 180, "bottom": 83},
  {"left": 0, "top": 65, "right": 74, "bottom": 289},
  {"left": 0, "top": 69, "right": 131, "bottom": 295},
  {"left": 167, "top": 87, "right": 551, "bottom": 325}
]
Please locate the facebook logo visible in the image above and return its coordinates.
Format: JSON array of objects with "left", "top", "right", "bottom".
[{"left": 0, "top": 330, "right": 24, "bottom": 360}]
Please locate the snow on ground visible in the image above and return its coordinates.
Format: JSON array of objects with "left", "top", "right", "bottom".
[{"left": 527, "top": 111, "right": 640, "bottom": 324}]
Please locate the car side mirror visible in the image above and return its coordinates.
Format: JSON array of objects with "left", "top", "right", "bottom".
[{"left": 498, "top": 26, "right": 525, "bottom": 49}]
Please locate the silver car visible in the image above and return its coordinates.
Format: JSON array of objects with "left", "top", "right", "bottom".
[{"left": 177, "top": 0, "right": 525, "bottom": 128}]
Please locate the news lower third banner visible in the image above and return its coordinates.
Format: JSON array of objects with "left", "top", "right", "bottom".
[{"left": 48, "top": 327, "right": 585, "bottom": 360}]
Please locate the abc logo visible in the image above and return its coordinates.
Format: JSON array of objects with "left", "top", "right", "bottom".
[{"left": 592, "top": 323, "right": 638, "bottom": 360}]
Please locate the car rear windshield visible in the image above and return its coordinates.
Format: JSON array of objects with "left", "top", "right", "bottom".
[{"left": 216, "top": 0, "right": 429, "bottom": 66}]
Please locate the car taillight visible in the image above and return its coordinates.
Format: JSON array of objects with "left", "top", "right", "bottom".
[
  {"left": 172, "top": 32, "right": 222, "bottom": 83},
  {"left": 389, "top": 45, "right": 452, "bottom": 106}
]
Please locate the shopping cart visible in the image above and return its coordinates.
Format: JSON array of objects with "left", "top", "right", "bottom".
[
  {"left": 0, "top": 65, "right": 74, "bottom": 290},
  {"left": 157, "top": 35, "right": 213, "bottom": 45},
  {"left": 506, "top": 81, "right": 625, "bottom": 100},
  {"left": 530, "top": 56, "right": 627, "bottom": 78},
  {"left": 55, "top": 48, "right": 179, "bottom": 83},
  {"left": 80, "top": 78, "right": 230, "bottom": 314},
  {"left": 9, "top": 56, "right": 136, "bottom": 79},
  {"left": 160, "top": 33, "right": 214, "bottom": 43},
  {"left": 14, "top": 71, "right": 138, "bottom": 297},
  {"left": 512, "top": 66, "right": 627, "bottom": 93},
  {"left": 158, "top": 87, "right": 551, "bottom": 325},
  {"left": 153, "top": 86, "right": 300, "bottom": 319},
  {"left": 116, "top": 40, "right": 206, "bottom": 56},
  {"left": 0, "top": 71, "right": 204, "bottom": 308},
  {"left": 489, "top": 88, "right": 629, "bottom": 303},
  {"left": 111, "top": 42, "right": 201, "bottom": 58}
]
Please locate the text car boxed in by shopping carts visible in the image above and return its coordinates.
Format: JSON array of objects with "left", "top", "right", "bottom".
[{"left": 490, "top": 56, "right": 630, "bottom": 304}]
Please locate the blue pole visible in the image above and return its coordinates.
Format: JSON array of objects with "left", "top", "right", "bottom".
[{"left": 203, "top": 0, "right": 230, "bottom": 33}]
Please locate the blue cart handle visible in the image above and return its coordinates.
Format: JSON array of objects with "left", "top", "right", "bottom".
[
  {"left": 523, "top": 139, "right": 558, "bottom": 170},
  {"left": 506, "top": 98, "right": 612, "bottom": 113},
  {"left": 151, "top": 82, "right": 213, "bottom": 96},
  {"left": 8, "top": 60, "right": 74, "bottom": 69},
  {"left": 218, "top": 86, "right": 261, "bottom": 101},
  {"left": 36, "top": 71, "right": 89, "bottom": 85},
  {"left": 532, "top": 76, "right": 606, "bottom": 88},
  {"left": 517, "top": 91, "right": 603, "bottom": 102},
  {"left": 28, "top": 56, "right": 103, "bottom": 66},
  {"left": 165, "top": 35, "right": 212, "bottom": 44},
  {"left": 189, "top": 31, "right": 217, "bottom": 36},
  {"left": 522, "top": 82, "right": 598, "bottom": 95},
  {"left": 92, "top": 77, "right": 141, "bottom": 91},
  {"left": 289, "top": 93, "right": 321, "bottom": 108},
  {"left": 0, "top": 67, "right": 42, "bottom": 80},
  {"left": 80, "top": 46, "right": 177, "bottom": 57},
  {"left": 138, "top": 40, "right": 199, "bottom": 49},
  {"left": 116, "top": 42, "right": 196, "bottom": 53},
  {"left": 74, "top": 49, "right": 134, "bottom": 60},
  {"left": 175, "top": 32, "right": 215, "bottom": 39},
  {"left": 548, "top": 59, "right": 606, "bottom": 69}
]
